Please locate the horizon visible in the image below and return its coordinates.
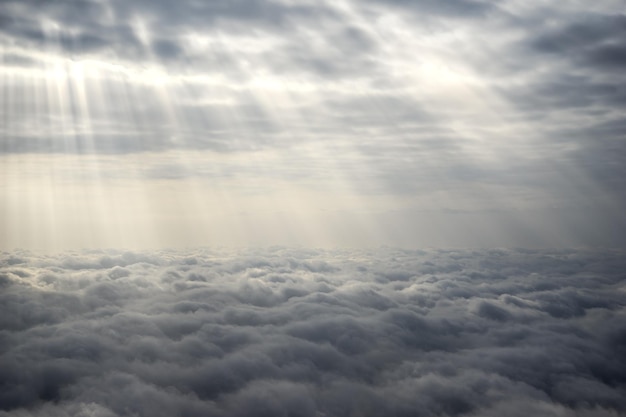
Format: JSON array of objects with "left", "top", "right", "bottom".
[{"left": 2, "top": 1, "right": 626, "bottom": 416}]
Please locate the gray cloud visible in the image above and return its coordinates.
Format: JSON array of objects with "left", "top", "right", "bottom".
[
  {"left": 152, "top": 39, "right": 184, "bottom": 60},
  {"left": 361, "top": 0, "right": 491, "bottom": 18},
  {"left": 530, "top": 14, "right": 626, "bottom": 70},
  {"left": 1, "top": 248, "right": 625, "bottom": 416},
  {"left": 0, "top": 5, "right": 143, "bottom": 60},
  {"left": 1, "top": 0, "right": 626, "bottom": 249},
  {"left": 0, "top": 0, "right": 337, "bottom": 63}
]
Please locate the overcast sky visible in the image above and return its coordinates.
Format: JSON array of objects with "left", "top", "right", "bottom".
[{"left": 1, "top": 0, "right": 625, "bottom": 250}]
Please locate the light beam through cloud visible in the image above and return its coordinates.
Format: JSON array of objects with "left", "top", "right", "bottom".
[{"left": 1, "top": 0, "right": 624, "bottom": 249}]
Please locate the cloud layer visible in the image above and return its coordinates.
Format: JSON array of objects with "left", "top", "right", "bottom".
[
  {"left": 1, "top": 248, "right": 625, "bottom": 416},
  {"left": 1, "top": 0, "right": 625, "bottom": 248}
]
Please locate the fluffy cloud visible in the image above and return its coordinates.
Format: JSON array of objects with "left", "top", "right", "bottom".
[{"left": 1, "top": 248, "right": 625, "bottom": 416}]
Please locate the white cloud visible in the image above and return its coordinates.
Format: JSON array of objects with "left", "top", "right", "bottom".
[{"left": 1, "top": 248, "right": 625, "bottom": 416}]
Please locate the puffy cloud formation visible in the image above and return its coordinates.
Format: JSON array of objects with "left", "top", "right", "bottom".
[{"left": 1, "top": 247, "right": 625, "bottom": 416}]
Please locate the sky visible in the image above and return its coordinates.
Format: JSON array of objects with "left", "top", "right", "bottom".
[
  {"left": 2, "top": 3, "right": 626, "bottom": 414},
  {"left": 1, "top": 0, "right": 626, "bottom": 250}
]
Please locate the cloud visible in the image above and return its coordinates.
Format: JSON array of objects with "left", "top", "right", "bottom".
[
  {"left": 529, "top": 14, "right": 626, "bottom": 70},
  {"left": 361, "top": 0, "right": 491, "bottom": 18},
  {"left": 1, "top": 0, "right": 625, "bottom": 249},
  {"left": 1, "top": 248, "right": 625, "bottom": 416},
  {"left": 0, "top": 0, "right": 336, "bottom": 64}
]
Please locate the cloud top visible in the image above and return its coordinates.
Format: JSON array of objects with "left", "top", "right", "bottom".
[{"left": 1, "top": 247, "right": 625, "bottom": 416}]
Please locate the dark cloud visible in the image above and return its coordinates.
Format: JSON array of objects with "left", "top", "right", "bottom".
[
  {"left": 586, "top": 43, "right": 626, "bottom": 70},
  {"left": 0, "top": 53, "right": 38, "bottom": 67},
  {"left": 152, "top": 39, "right": 183, "bottom": 60},
  {"left": 362, "top": 0, "right": 491, "bottom": 18},
  {"left": 0, "top": 0, "right": 336, "bottom": 63},
  {"left": 530, "top": 14, "right": 626, "bottom": 70},
  {"left": 0, "top": 4, "right": 143, "bottom": 59},
  {"left": 113, "top": 0, "right": 338, "bottom": 32},
  {"left": 1, "top": 248, "right": 625, "bottom": 416},
  {"left": 506, "top": 75, "right": 626, "bottom": 112},
  {"left": 496, "top": 11, "right": 626, "bottom": 118}
]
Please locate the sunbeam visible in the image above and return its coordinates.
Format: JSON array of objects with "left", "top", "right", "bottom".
[
  {"left": 1, "top": 0, "right": 625, "bottom": 251},
  {"left": 1, "top": 1, "right": 626, "bottom": 415}
]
